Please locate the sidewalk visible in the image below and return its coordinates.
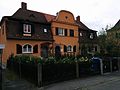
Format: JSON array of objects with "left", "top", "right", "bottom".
[
  {"left": 3, "top": 69, "right": 38, "bottom": 90},
  {"left": 3, "top": 69, "right": 120, "bottom": 90}
]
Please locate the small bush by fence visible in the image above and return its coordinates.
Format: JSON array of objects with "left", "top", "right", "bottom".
[{"left": 7, "top": 54, "right": 119, "bottom": 87}]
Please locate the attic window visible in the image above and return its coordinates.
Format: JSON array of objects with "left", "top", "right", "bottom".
[{"left": 23, "top": 24, "right": 31, "bottom": 34}]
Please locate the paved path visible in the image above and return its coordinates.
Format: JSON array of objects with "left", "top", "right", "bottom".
[{"left": 3, "top": 69, "right": 120, "bottom": 90}]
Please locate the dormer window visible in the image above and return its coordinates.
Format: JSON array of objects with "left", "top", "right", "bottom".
[
  {"left": 90, "top": 33, "right": 94, "bottom": 39},
  {"left": 23, "top": 24, "right": 31, "bottom": 34},
  {"left": 44, "top": 28, "right": 47, "bottom": 32}
]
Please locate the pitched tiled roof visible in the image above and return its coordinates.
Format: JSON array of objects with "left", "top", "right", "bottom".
[
  {"left": 76, "top": 21, "right": 97, "bottom": 32},
  {"left": 4, "top": 8, "right": 54, "bottom": 41},
  {"left": 12, "top": 8, "right": 48, "bottom": 23},
  {"left": 108, "top": 19, "right": 120, "bottom": 32},
  {"left": 44, "top": 13, "right": 56, "bottom": 22}
]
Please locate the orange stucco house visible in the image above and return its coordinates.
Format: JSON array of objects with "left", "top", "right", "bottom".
[{"left": 0, "top": 2, "right": 99, "bottom": 65}]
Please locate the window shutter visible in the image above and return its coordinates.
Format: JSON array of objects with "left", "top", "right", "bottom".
[
  {"left": 33, "top": 44, "right": 38, "bottom": 53},
  {"left": 19, "top": 22, "right": 23, "bottom": 35},
  {"left": 70, "top": 29, "right": 74, "bottom": 37},
  {"left": 31, "top": 24, "right": 35, "bottom": 35},
  {"left": 16, "top": 44, "right": 22, "bottom": 54},
  {"left": 65, "top": 29, "right": 67, "bottom": 36},
  {"left": 64, "top": 45, "right": 67, "bottom": 52},
  {"left": 56, "top": 27, "right": 58, "bottom": 35},
  {"left": 73, "top": 45, "right": 76, "bottom": 52}
]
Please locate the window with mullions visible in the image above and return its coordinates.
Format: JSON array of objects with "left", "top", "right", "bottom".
[
  {"left": 67, "top": 45, "right": 72, "bottom": 52},
  {"left": 22, "top": 44, "right": 33, "bottom": 53},
  {"left": 58, "top": 28, "right": 64, "bottom": 36},
  {"left": 56, "top": 27, "right": 65, "bottom": 36},
  {"left": 23, "top": 24, "right": 31, "bottom": 33}
]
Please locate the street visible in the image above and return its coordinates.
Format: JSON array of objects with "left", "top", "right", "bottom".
[{"left": 3, "top": 69, "right": 120, "bottom": 90}]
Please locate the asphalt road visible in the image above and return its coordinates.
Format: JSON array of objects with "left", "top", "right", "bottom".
[
  {"left": 45, "top": 72, "right": 120, "bottom": 90},
  {"left": 3, "top": 69, "right": 120, "bottom": 90}
]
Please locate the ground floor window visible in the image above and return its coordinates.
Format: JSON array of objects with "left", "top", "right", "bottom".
[{"left": 22, "top": 44, "right": 33, "bottom": 53}]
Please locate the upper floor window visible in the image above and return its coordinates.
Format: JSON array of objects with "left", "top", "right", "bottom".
[
  {"left": 22, "top": 44, "right": 33, "bottom": 53},
  {"left": 67, "top": 45, "right": 72, "bottom": 52},
  {"left": 56, "top": 28, "right": 65, "bottom": 36},
  {"left": 23, "top": 24, "right": 31, "bottom": 34},
  {"left": 90, "top": 33, "right": 94, "bottom": 39},
  {"left": 70, "top": 29, "right": 74, "bottom": 37},
  {"left": 80, "top": 32, "right": 82, "bottom": 36}
]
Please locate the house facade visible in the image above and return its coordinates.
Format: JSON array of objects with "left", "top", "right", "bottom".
[
  {"left": 107, "top": 20, "right": 120, "bottom": 45},
  {"left": 76, "top": 16, "right": 98, "bottom": 56},
  {"left": 0, "top": 2, "right": 99, "bottom": 64},
  {"left": 51, "top": 10, "right": 79, "bottom": 57}
]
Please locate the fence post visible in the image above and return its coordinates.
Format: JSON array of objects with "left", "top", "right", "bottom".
[
  {"left": 19, "top": 60, "right": 21, "bottom": 79},
  {"left": 110, "top": 58, "right": 112, "bottom": 72},
  {"left": 118, "top": 57, "right": 120, "bottom": 71},
  {"left": 100, "top": 59, "right": 103, "bottom": 75},
  {"left": 37, "top": 63, "right": 42, "bottom": 87},
  {"left": 76, "top": 62, "right": 79, "bottom": 78}
]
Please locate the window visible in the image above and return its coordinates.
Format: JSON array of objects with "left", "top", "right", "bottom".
[
  {"left": 58, "top": 28, "right": 64, "bottom": 36},
  {"left": 22, "top": 44, "right": 33, "bottom": 53},
  {"left": 95, "top": 46, "right": 97, "bottom": 52},
  {"left": 70, "top": 29, "right": 74, "bottom": 37},
  {"left": 43, "top": 28, "right": 47, "bottom": 32},
  {"left": 23, "top": 24, "right": 31, "bottom": 33},
  {"left": 80, "top": 32, "right": 82, "bottom": 36},
  {"left": 67, "top": 45, "right": 72, "bottom": 52},
  {"left": 90, "top": 33, "right": 94, "bottom": 39}
]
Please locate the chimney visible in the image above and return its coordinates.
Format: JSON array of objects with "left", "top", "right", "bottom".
[
  {"left": 21, "top": 2, "right": 27, "bottom": 9},
  {"left": 76, "top": 16, "right": 80, "bottom": 22}
]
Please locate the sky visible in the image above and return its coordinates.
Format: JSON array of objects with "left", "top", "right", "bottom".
[{"left": 0, "top": 0, "right": 120, "bottom": 31}]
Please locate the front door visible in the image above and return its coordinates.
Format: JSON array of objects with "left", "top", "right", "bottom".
[{"left": 41, "top": 45, "right": 48, "bottom": 58}]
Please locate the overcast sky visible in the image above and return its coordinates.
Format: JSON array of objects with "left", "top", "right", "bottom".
[{"left": 0, "top": 0, "right": 120, "bottom": 31}]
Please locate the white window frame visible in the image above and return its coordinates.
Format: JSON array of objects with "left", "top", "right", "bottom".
[
  {"left": 80, "top": 32, "right": 83, "bottom": 36},
  {"left": 43, "top": 28, "right": 47, "bottom": 32},
  {"left": 67, "top": 45, "right": 72, "bottom": 52},
  {"left": 22, "top": 44, "right": 33, "bottom": 53},
  {"left": 58, "top": 28, "right": 64, "bottom": 36},
  {"left": 23, "top": 24, "right": 31, "bottom": 33},
  {"left": 90, "top": 33, "right": 94, "bottom": 39}
]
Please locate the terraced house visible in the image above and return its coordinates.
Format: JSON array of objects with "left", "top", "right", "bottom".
[{"left": 0, "top": 2, "right": 99, "bottom": 65}]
